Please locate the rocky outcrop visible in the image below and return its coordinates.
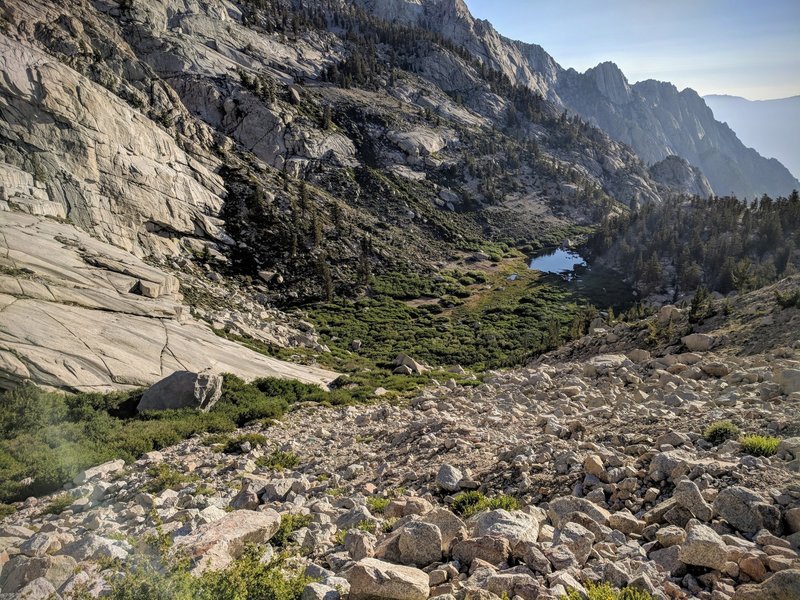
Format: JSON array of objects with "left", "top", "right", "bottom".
[
  {"left": 0, "top": 212, "right": 338, "bottom": 391},
  {"left": 364, "top": 0, "right": 800, "bottom": 198},
  {"left": 649, "top": 155, "right": 714, "bottom": 198}
]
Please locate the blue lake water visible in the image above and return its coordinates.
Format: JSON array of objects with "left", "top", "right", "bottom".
[
  {"left": 529, "top": 248, "right": 636, "bottom": 310},
  {"left": 528, "top": 248, "right": 586, "bottom": 274}
]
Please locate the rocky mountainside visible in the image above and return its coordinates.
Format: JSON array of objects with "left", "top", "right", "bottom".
[
  {"left": 704, "top": 95, "right": 800, "bottom": 181},
  {"left": 1, "top": 276, "right": 799, "bottom": 599},
  {"left": 365, "top": 0, "right": 800, "bottom": 199},
  {"left": 0, "top": 0, "right": 686, "bottom": 391}
]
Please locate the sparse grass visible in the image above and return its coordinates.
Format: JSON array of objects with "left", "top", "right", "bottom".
[
  {"left": 40, "top": 494, "right": 74, "bottom": 516},
  {"left": 365, "top": 496, "right": 390, "bottom": 514},
  {"left": 357, "top": 520, "right": 377, "bottom": 534},
  {"left": 740, "top": 434, "right": 780, "bottom": 457},
  {"left": 561, "top": 581, "right": 653, "bottom": 600},
  {"left": 256, "top": 449, "right": 301, "bottom": 471},
  {"left": 143, "top": 464, "right": 199, "bottom": 494},
  {"left": 221, "top": 433, "right": 269, "bottom": 454},
  {"left": 704, "top": 420, "right": 740, "bottom": 445},
  {"left": 450, "top": 491, "right": 521, "bottom": 518},
  {"left": 271, "top": 514, "right": 313, "bottom": 548}
]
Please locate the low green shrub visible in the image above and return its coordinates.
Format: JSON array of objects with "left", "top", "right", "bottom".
[
  {"left": 106, "top": 545, "right": 310, "bottom": 600},
  {"left": 703, "top": 420, "right": 740, "bottom": 445},
  {"left": 221, "top": 433, "right": 269, "bottom": 454},
  {"left": 143, "top": 464, "right": 199, "bottom": 494},
  {"left": 740, "top": 434, "right": 780, "bottom": 457},
  {"left": 271, "top": 514, "right": 313, "bottom": 548},
  {"left": 256, "top": 450, "right": 301, "bottom": 471},
  {"left": 0, "top": 503, "right": 16, "bottom": 519},
  {"left": 366, "top": 496, "right": 390, "bottom": 514},
  {"left": 561, "top": 581, "right": 653, "bottom": 600},
  {"left": 451, "top": 491, "right": 521, "bottom": 518},
  {"left": 40, "top": 494, "right": 74, "bottom": 516}
]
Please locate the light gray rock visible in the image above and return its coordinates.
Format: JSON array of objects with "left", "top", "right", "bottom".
[
  {"left": 471, "top": 509, "right": 540, "bottom": 545},
  {"left": 673, "top": 479, "right": 713, "bottom": 521},
  {"left": 73, "top": 459, "right": 125, "bottom": 485},
  {"left": 347, "top": 558, "right": 429, "bottom": 600},
  {"left": 678, "top": 520, "right": 729, "bottom": 570},
  {"left": 171, "top": 509, "right": 280, "bottom": 574},
  {"left": 682, "top": 334, "right": 715, "bottom": 352},
  {"left": 731, "top": 568, "right": 800, "bottom": 600},
  {"left": 397, "top": 521, "right": 442, "bottom": 567},
  {"left": 713, "top": 486, "right": 782, "bottom": 535},
  {"left": 436, "top": 464, "right": 463, "bottom": 492}
]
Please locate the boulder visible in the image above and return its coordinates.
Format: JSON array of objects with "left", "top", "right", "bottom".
[
  {"left": 471, "top": 510, "right": 540, "bottom": 545},
  {"left": 553, "top": 522, "right": 594, "bottom": 565},
  {"left": 0, "top": 555, "right": 77, "bottom": 594},
  {"left": 347, "top": 558, "right": 429, "bottom": 600},
  {"left": 682, "top": 334, "right": 714, "bottom": 352},
  {"left": 436, "top": 464, "right": 463, "bottom": 492},
  {"left": 171, "top": 509, "right": 280, "bottom": 574},
  {"left": 673, "top": 479, "right": 713, "bottom": 521},
  {"left": 776, "top": 368, "right": 800, "bottom": 395},
  {"left": 452, "top": 536, "right": 511, "bottom": 566},
  {"left": 713, "top": 486, "right": 782, "bottom": 535},
  {"left": 398, "top": 521, "right": 442, "bottom": 567},
  {"left": 547, "top": 496, "right": 610, "bottom": 528},
  {"left": 678, "top": 520, "right": 728, "bottom": 570},
  {"left": 138, "top": 370, "right": 223, "bottom": 412},
  {"left": 420, "top": 509, "right": 467, "bottom": 553},
  {"left": 731, "top": 569, "right": 800, "bottom": 600},
  {"left": 73, "top": 459, "right": 125, "bottom": 485}
]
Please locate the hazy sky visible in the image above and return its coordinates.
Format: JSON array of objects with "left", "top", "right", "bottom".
[{"left": 463, "top": 0, "right": 800, "bottom": 100}]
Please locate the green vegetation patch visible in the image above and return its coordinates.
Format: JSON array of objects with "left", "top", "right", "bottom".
[
  {"left": 740, "top": 434, "right": 780, "bottom": 457},
  {"left": 451, "top": 491, "right": 521, "bottom": 518},
  {"left": 0, "top": 375, "right": 353, "bottom": 503},
  {"left": 271, "top": 514, "right": 313, "bottom": 548},
  {"left": 561, "top": 581, "right": 653, "bottom": 600},
  {"left": 703, "top": 420, "right": 740, "bottom": 446}
]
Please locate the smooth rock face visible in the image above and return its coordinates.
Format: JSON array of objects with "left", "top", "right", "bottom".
[
  {"left": 137, "top": 370, "right": 223, "bottom": 412},
  {"left": 397, "top": 521, "right": 442, "bottom": 567},
  {"left": 347, "top": 558, "right": 429, "bottom": 600},
  {"left": 0, "top": 213, "right": 339, "bottom": 391},
  {"left": 171, "top": 509, "right": 281, "bottom": 574},
  {"left": 73, "top": 459, "right": 125, "bottom": 485}
]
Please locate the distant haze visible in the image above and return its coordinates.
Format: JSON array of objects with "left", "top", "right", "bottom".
[
  {"left": 704, "top": 95, "right": 800, "bottom": 182},
  {"left": 464, "top": 0, "right": 800, "bottom": 100}
]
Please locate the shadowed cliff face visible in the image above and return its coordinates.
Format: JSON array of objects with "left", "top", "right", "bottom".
[{"left": 362, "top": 0, "right": 799, "bottom": 199}]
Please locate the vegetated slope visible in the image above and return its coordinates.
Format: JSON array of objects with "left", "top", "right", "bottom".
[
  {"left": 704, "top": 94, "right": 800, "bottom": 181},
  {"left": 0, "top": 0, "right": 678, "bottom": 391},
  {"left": 587, "top": 191, "right": 800, "bottom": 301},
  {"left": 360, "top": 0, "right": 800, "bottom": 198}
]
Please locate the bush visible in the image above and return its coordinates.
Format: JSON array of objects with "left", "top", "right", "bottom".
[
  {"left": 107, "top": 545, "right": 310, "bottom": 600},
  {"left": 271, "top": 514, "right": 313, "bottom": 548},
  {"left": 40, "top": 494, "right": 74, "bottom": 516},
  {"left": 256, "top": 450, "right": 301, "bottom": 471},
  {"left": 366, "top": 496, "right": 390, "bottom": 514},
  {"left": 143, "top": 464, "right": 199, "bottom": 494},
  {"left": 451, "top": 491, "right": 520, "bottom": 518},
  {"left": 0, "top": 375, "right": 337, "bottom": 503},
  {"left": 561, "top": 582, "right": 653, "bottom": 600},
  {"left": 221, "top": 433, "right": 269, "bottom": 454},
  {"left": 704, "top": 420, "right": 740, "bottom": 445},
  {"left": 0, "top": 504, "right": 16, "bottom": 519},
  {"left": 740, "top": 435, "right": 780, "bottom": 457}
]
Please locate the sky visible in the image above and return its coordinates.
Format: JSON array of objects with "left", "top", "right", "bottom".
[{"left": 463, "top": 0, "right": 800, "bottom": 100}]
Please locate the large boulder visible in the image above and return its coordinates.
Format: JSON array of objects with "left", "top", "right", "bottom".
[
  {"left": 171, "top": 509, "right": 280, "bottom": 574},
  {"left": 435, "top": 463, "right": 463, "bottom": 492},
  {"left": 678, "top": 520, "right": 728, "bottom": 570},
  {"left": 731, "top": 569, "right": 800, "bottom": 600},
  {"left": 137, "top": 370, "right": 223, "bottom": 412},
  {"left": 682, "top": 333, "right": 714, "bottom": 352},
  {"left": 776, "top": 368, "right": 800, "bottom": 395},
  {"left": 713, "top": 486, "right": 782, "bottom": 535},
  {"left": 471, "top": 510, "right": 540, "bottom": 545},
  {"left": 547, "top": 496, "right": 611, "bottom": 528},
  {"left": 347, "top": 558, "right": 429, "bottom": 600},
  {"left": 73, "top": 459, "right": 125, "bottom": 485}
]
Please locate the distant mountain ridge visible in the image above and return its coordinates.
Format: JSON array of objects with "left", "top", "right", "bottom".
[
  {"left": 359, "top": 0, "right": 800, "bottom": 199},
  {"left": 703, "top": 94, "right": 800, "bottom": 181}
]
